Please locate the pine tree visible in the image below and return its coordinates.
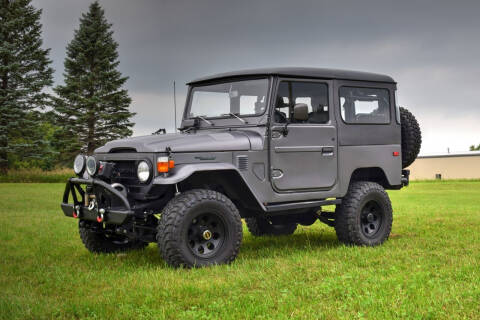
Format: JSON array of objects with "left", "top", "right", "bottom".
[
  {"left": 9, "top": 110, "right": 58, "bottom": 170},
  {"left": 54, "top": 1, "right": 134, "bottom": 160},
  {"left": 0, "top": 0, "right": 54, "bottom": 174}
]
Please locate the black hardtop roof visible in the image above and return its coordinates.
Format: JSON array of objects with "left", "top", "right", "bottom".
[{"left": 188, "top": 67, "right": 395, "bottom": 85}]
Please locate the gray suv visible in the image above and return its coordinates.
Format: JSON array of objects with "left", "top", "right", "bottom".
[{"left": 61, "top": 68, "right": 421, "bottom": 267}]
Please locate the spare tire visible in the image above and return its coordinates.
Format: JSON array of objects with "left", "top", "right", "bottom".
[{"left": 400, "top": 107, "right": 422, "bottom": 168}]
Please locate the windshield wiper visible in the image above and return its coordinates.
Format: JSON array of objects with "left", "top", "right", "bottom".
[
  {"left": 222, "top": 113, "right": 247, "bottom": 124},
  {"left": 195, "top": 115, "right": 213, "bottom": 126},
  {"left": 179, "top": 116, "right": 213, "bottom": 132}
]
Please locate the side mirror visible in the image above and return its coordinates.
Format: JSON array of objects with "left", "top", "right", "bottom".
[{"left": 293, "top": 103, "right": 309, "bottom": 121}]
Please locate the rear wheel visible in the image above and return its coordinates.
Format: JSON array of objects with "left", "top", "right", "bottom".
[
  {"left": 334, "top": 181, "right": 392, "bottom": 246},
  {"left": 79, "top": 222, "right": 148, "bottom": 253},
  {"left": 245, "top": 217, "right": 297, "bottom": 236},
  {"left": 157, "top": 189, "right": 243, "bottom": 268}
]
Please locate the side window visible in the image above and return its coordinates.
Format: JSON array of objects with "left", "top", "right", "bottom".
[
  {"left": 339, "top": 87, "right": 390, "bottom": 124},
  {"left": 274, "top": 81, "right": 329, "bottom": 124}
]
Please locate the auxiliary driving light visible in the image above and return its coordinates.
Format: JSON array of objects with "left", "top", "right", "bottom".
[
  {"left": 73, "top": 154, "right": 86, "bottom": 175},
  {"left": 86, "top": 156, "right": 98, "bottom": 176}
]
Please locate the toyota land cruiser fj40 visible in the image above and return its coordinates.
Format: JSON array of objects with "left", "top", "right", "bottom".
[{"left": 61, "top": 68, "right": 421, "bottom": 267}]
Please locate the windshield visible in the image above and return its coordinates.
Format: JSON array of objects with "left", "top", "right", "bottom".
[{"left": 188, "top": 78, "right": 269, "bottom": 119}]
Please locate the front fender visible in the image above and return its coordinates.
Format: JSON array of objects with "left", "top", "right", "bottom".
[
  {"left": 152, "top": 163, "right": 266, "bottom": 211},
  {"left": 152, "top": 163, "right": 239, "bottom": 185}
]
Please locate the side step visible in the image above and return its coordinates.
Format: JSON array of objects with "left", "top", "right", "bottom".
[{"left": 265, "top": 199, "right": 341, "bottom": 213}]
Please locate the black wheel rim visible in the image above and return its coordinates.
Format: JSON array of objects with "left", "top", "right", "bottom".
[
  {"left": 187, "top": 212, "right": 226, "bottom": 258},
  {"left": 360, "top": 200, "right": 383, "bottom": 238}
]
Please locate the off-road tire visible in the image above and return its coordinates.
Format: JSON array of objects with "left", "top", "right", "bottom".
[
  {"left": 400, "top": 107, "right": 422, "bottom": 168},
  {"left": 335, "top": 181, "right": 392, "bottom": 246},
  {"left": 157, "top": 189, "right": 243, "bottom": 268},
  {"left": 245, "top": 217, "right": 297, "bottom": 236},
  {"left": 79, "top": 222, "right": 148, "bottom": 253}
]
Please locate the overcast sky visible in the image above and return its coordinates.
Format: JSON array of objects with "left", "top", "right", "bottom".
[{"left": 33, "top": 0, "right": 480, "bottom": 154}]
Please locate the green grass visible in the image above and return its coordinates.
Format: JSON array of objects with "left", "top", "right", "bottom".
[
  {"left": 0, "top": 168, "right": 73, "bottom": 183},
  {"left": 0, "top": 181, "right": 479, "bottom": 319}
]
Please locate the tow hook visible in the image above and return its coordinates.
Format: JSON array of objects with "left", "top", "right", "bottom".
[
  {"left": 97, "top": 208, "right": 105, "bottom": 223},
  {"left": 73, "top": 205, "right": 81, "bottom": 218},
  {"left": 88, "top": 199, "right": 106, "bottom": 223}
]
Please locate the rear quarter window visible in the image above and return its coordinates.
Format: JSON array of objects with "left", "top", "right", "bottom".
[{"left": 339, "top": 87, "right": 390, "bottom": 124}]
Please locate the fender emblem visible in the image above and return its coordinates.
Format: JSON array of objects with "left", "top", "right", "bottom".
[{"left": 194, "top": 156, "right": 216, "bottom": 161}]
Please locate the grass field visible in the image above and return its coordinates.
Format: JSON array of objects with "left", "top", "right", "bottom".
[
  {"left": 0, "top": 168, "right": 72, "bottom": 183},
  {"left": 0, "top": 181, "right": 479, "bottom": 319}
]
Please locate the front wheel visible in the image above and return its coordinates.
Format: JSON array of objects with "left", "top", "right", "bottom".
[
  {"left": 157, "top": 189, "right": 243, "bottom": 268},
  {"left": 334, "top": 181, "right": 393, "bottom": 246}
]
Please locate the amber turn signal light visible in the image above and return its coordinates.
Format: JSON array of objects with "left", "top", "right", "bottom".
[{"left": 157, "top": 157, "right": 175, "bottom": 173}]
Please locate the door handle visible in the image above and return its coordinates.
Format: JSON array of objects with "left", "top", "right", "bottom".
[
  {"left": 271, "top": 130, "right": 282, "bottom": 139},
  {"left": 322, "top": 147, "right": 334, "bottom": 156}
]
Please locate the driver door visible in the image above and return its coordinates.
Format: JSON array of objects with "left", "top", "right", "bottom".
[{"left": 270, "top": 79, "right": 337, "bottom": 192}]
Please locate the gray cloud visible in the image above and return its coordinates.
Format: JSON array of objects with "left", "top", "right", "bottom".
[{"left": 34, "top": 0, "right": 480, "bottom": 153}]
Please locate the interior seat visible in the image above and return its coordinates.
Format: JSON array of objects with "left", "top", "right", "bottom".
[
  {"left": 307, "top": 97, "right": 329, "bottom": 124},
  {"left": 307, "top": 105, "right": 329, "bottom": 124}
]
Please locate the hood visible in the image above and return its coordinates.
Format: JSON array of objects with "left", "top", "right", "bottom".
[{"left": 95, "top": 130, "right": 262, "bottom": 153}]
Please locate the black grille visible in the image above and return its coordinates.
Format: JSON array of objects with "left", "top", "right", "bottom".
[{"left": 111, "top": 161, "right": 139, "bottom": 185}]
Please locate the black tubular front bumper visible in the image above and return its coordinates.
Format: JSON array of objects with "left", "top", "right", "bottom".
[{"left": 61, "top": 177, "right": 133, "bottom": 225}]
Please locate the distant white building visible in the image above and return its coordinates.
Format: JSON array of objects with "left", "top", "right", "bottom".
[{"left": 407, "top": 151, "right": 480, "bottom": 180}]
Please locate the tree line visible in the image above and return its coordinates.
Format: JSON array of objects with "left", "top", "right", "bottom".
[{"left": 0, "top": 0, "right": 134, "bottom": 174}]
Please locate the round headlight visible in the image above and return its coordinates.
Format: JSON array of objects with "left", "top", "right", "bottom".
[
  {"left": 137, "top": 161, "right": 150, "bottom": 183},
  {"left": 73, "top": 155, "right": 86, "bottom": 175},
  {"left": 86, "top": 156, "right": 98, "bottom": 176}
]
